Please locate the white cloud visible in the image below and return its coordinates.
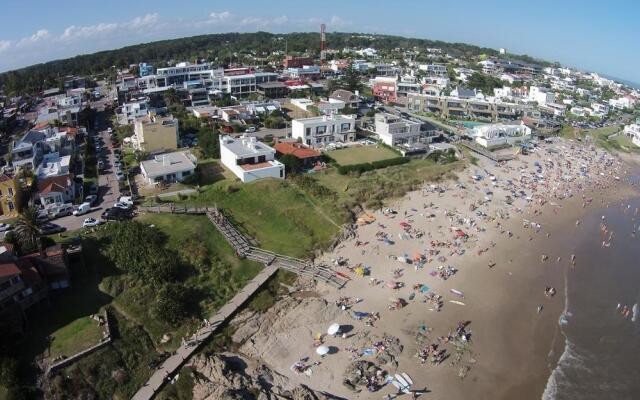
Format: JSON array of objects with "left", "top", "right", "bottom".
[
  {"left": 208, "top": 11, "right": 232, "bottom": 22},
  {"left": 17, "top": 29, "right": 49, "bottom": 47},
  {"left": 239, "top": 15, "right": 289, "bottom": 28},
  {"left": 0, "top": 40, "right": 10, "bottom": 53},
  {"left": 61, "top": 23, "right": 118, "bottom": 40},
  {"left": 130, "top": 13, "right": 160, "bottom": 29}
]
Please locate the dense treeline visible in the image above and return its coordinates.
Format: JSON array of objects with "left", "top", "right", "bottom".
[{"left": 0, "top": 31, "right": 551, "bottom": 95}]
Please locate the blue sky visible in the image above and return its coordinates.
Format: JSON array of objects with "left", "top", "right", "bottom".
[{"left": 0, "top": 0, "right": 638, "bottom": 83}]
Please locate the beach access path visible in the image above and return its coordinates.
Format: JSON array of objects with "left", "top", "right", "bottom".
[{"left": 131, "top": 264, "right": 278, "bottom": 400}]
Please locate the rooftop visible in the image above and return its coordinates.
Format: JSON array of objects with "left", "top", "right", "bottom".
[
  {"left": 140, "top": 151, "right": 197, "bottom": 177},
  {"left": 220, "top": 135, "right": 275, "bottom": 157},
  {"left": 273, "top": 142, "right": 321, "bottom": 159}
]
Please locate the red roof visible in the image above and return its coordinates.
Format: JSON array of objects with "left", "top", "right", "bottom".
[
  {"left": 33, "top": 122, "right": 51, "bottom": 130},
  {"left": 38, "top": 175, "right": 72, "bottom": 194},
  {"left": 0, "top": 262, "right": 21, "bottom": 278},
  {"left": 274, "top": 142, "right": 321, "bottom": 159}
]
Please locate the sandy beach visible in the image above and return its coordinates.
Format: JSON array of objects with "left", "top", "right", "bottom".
[{"left": 231, "top": 138, "right": 635, "bottom": 399}]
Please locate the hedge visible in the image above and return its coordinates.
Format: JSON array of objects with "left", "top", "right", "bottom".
[{"left": 336, "top": 157, "right": 409, "bottom": 175}]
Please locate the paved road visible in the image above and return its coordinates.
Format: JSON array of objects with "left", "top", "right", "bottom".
[{"left": 54, "top": 116, "right": 121, "bottom": 231}]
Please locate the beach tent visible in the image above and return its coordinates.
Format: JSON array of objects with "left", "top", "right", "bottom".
[
  {"left": 316, "top": 345, "right": 330, "bottom": 356},
  {"left": 354, "top": 265, "right": 366, "bottom": 277},
  {"left": 327, "top": 323, "right": 341, "bottom": 336}
]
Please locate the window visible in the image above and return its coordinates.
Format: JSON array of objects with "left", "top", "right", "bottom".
[
  {"left": 316, "top": 125, "right": 327, "bottom": 134},
  {"left": 7, "top": 188, "right": 13, "bottom": 196},
  {"left": 306, "top": 127, "right": 311, "bottom": 136},
  {"left": 7, "top": 202, "right": 14, "bottom": 211},
  {"left": 279, "top": 168, "right": 284, "bottom": 178},
  {"left": 341, "top": 123, "right": 351, "bottom": 132}
]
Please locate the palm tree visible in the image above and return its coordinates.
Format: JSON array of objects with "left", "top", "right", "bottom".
[{"left": 13, "top": 206, "right": 42, "bottom": 253}]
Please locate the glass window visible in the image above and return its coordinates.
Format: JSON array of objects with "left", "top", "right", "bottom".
[{"left": 316, "top": 125, "right": 327, "bottom": 134}]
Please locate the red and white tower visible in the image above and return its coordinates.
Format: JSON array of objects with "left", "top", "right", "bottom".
[{"left": 320, "top": 23, "right": 326, "bottom": 64}]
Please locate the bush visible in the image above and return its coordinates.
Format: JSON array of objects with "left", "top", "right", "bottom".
[
  {"left": 336, "top": 157, "right": 409, "bottom": 175},
  {"left": 151, "top": 283, "right": 192, "bottom": 326}
]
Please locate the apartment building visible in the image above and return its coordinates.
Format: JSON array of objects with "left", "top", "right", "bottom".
[
  {"left": 372, "top": 77, "right": 398, "bottom": 103},
  {"left": 0, "top": 174, "right": 18, "bottom": 217},
  {"left": 529, "top": 86, "right": 555, "bottom": 105},
  {"left": 374, "top": 113, "right": 436, "bottom": 147},
  {"left": 470, "top": 122, "right": 532, "bottom": 148},
  {"left": 283, "top": 55, "right": 313, "bottom": 68},
  {"left": 219, "top": 135, "right": 284, "bottom": 183},
  {"left": 408, "top": 93, "right": 522, "bottom": 121},
  {"left": 133, "top": 115, "right": 179, "bottom": 154},
  {"left": 291, "top": 115, "right": 357, "bottom": 147},
  {"left": 418, "top": 64, "right": 448, "bottom": 77}
]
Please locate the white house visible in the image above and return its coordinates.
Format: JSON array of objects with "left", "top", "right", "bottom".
[
  {"left": 609, "top": 97, "right": 635, "bottom": 110},
  {"left": 470, "top": 122, "right": 532, "bottom": 149},
  {"left": 591, "top": 102, "right": 610, "bottom": 115},
  {"left": 291, "top": 115, "right": 357, "bottom": 148},
  {"left": 219, "top": 135, "right": 284, "bottom": 183},
  {"left": 623, "top": 124, "right": 640, "bottom": 147},
  {"left": 374, "top": 113, "right": 433, "bottom": 147},
  {"left": 140, "top": 151, "right": 197, "bottom": 184},
  {"left": 529, "top": 86, "right": 555, "bottom": 105}
]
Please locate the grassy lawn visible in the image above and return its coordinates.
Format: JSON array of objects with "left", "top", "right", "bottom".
[
  {"left": 326, "top": 145, "right": 398, "bottom": 165},
  {"left": 315, "top": 158, "right": 465, "bottom": 209},
  {"left": 173, "top": 179, "right": 344, "bottom": 257},
  {"left": 48, "top": 317, "right": 104, "bottom": 360}
]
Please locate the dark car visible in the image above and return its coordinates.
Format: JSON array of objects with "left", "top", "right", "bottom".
[
  {"left": 101, "top": 207, "right": 132, "bottom": 221},
  {"left": 39, "top": 223, "right": 66, "bottom": 235}
]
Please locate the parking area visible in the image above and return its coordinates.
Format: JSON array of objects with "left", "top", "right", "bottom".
[{"left": 54, "top": 123, "right": 122, "bottom": 231}]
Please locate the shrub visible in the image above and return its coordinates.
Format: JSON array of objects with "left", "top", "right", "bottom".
[{"left": 336, "top": 157, "right": 409, "bottom": 175}]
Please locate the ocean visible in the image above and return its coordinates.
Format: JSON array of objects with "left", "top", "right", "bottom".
[{"left": 542, "top": 186, "right": 640, "bottom": 400}]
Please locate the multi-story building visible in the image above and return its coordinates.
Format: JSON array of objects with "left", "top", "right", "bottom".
[
  {"left": 219, "top": 135, "right": 285, "bottom": 183},
  {"left": 286, "top": 66, "right": 321, "bottom": 80},
  {"left": 590, "top": 102, "right": 610, "bottom": 115},
  {"left": 372, "top": 77, "right": 398, "bottom": 103},
  {"left": 140, "top": 151, "right": 197, "bottom": 184},
  {"left": 120, "top": 99, "right": 149, "bottom": 124},
  {"left": 374, "top": 113, "right": 436, "bottom": 147},
  {"left": 133, "top": 115, "right": 179, "bottom": 154},
  {"left": 470, "top": 122, "right": 532, "bottom": 148},
  {"left": 529, "top": 86, "right": 555, "bottom": 105},
  {"left": 623, "top": 124, "right": 640, "bottom": 147},
  {"left": 291, "top": 115, "right": 357, "bottom": 147},
  {"left": 139, "top": 62, "right": 154, "bottom": 77},
  {"left": 0, "top": 174, "right": 18, "bottom": 218},
  {"left": 407, "top": 93, "right": 522, "bottom": 121},
  {"left": 418, "top": 64, "right": 448, "bottom": 77},
  {"left": 283, "top": 55, "right": 313, "bottom": 68}
]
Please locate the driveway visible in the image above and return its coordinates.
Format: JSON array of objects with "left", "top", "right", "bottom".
[{"left": 55, "top": 120, "right": 121, "bottom": 232}]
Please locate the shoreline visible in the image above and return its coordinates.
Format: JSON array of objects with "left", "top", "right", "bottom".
[{"left": 224, "top": 139, "right": 633, "bottom": 400}]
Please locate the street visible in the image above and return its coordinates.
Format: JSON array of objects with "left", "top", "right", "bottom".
[{"left": 54, "top": 112, "right": 121, "bottom": 232}]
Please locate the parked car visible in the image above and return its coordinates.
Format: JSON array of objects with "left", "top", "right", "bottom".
[
  {"left": 82, "top": 218, "right": 102, "bottom": 228},
  {"left": 113, "top": 201, "right": 132, "bottom": 210},
  {"left": 101, "top": 208, "right": 131, "bottom": 221},
  {"left": 51, "top": 204, "right": 74, "bottom": 218},
  {"left": 73, "top": 202, "right": 91, "bottom": 216},
  {"left": 85, "top": 195, "right": 98, "bottom": 206},
  {"left": 0, "top": 223, "right": 12, "bottom": 232},
  {"left": 107, "top": 127, "right": 112, "bottom": 134},
  {"left": 245, "top": 126, "right": 256, "bottom": 133},
  {"left": 117, "top": 196, "right": 134, "bottom": 206},
  {"left": 39, "top": 223, "right": 66, "bottom": 235}
]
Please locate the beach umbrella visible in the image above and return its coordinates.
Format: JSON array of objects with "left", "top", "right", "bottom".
[
  {"left": 327, "top": 323, "right": 341, "bottom": 336},
  {"left": 316, "top": 345, "right": 330, "bottom": 356}
]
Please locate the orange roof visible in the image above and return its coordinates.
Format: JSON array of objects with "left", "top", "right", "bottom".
[
  {"left": 33, "top": 122, "right": 51, "bottom": 130},
  {"left": 274, "top": 142, "right": 321, "bottom": 159},
  {"left": 38, "top": 175, "right": 72, "bottom": 194}
]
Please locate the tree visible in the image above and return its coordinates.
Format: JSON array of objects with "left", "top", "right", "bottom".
[
  {"left": 279, "top": 154, "right": 302, "bottom": 174},
  {"left": 342, "top": 62, "right": 362, "bottom": 93},
  {"left": 13, "top": 207, "right": 41, "bottom": 254},
  {"left": 151, "top": 283, "right": 192, "bottom": 326},
  {"left": 102, "top": 221, "right": 177, "bottom": 285},
  {"left": 198, "top": 129, "right": 220, "bottom": 158}
]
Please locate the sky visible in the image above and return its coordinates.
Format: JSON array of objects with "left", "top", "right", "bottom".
[{"left": 0, "top": 0, "right": 638, "bottom": 84}]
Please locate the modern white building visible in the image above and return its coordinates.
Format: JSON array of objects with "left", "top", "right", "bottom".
[
  {"left": 470, "top": 122, "right": 532, "bottom": 148},
  {"left": 609, "top": 97, "right": 636, "bottom": 110},
  {"left": 418, "top": 64, "right": 448, "bottom": 77},
  {"left": 529, "top": 86, "right": 555, "bottom": 105},
  {"left": 590, "top": 102, "right": 610, "bottom": 115},
  {"left": 219, "top": 135, "right": 284, "bottom": 183},
  {"left": 623, "top": 124, "right": 640, "bottom": 147},
  {"left": 291, "top": 115, "right": 357, "bottom": 148},
  {"left": 140, "top": 151, "right": 198, "bottom": 184},
  {"left": 374, "top": 113, "right": 435, "bottom": 147}
]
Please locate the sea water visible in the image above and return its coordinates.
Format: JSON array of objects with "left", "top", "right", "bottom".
[{"left": 543, "top": 191, "right": 640, "bottom": 400}]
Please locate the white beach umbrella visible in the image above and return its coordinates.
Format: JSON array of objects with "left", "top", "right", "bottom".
[
  {"left": 316, "top": 345, "right": 330, "bottom": 356},
  {"left": 327, "top": 323, "right": 341, "bottom": 336}
]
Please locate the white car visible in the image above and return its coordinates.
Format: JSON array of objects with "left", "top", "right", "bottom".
[
  {"left": 113, "top": 202, "right": 132, "bottom": 210},
  {"left": 0, "top": 223, "right": 12, "bottom": 232},
  {"left": 83, "top": 218, "right": 101, "bottom": 228}
]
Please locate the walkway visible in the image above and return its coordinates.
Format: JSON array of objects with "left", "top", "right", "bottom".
[
  {"left": 458, "top": 140, "right": 516, "bottom": 162},
  {"left": 131, "top": 265, "right": 278, "bottom": 400}
]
